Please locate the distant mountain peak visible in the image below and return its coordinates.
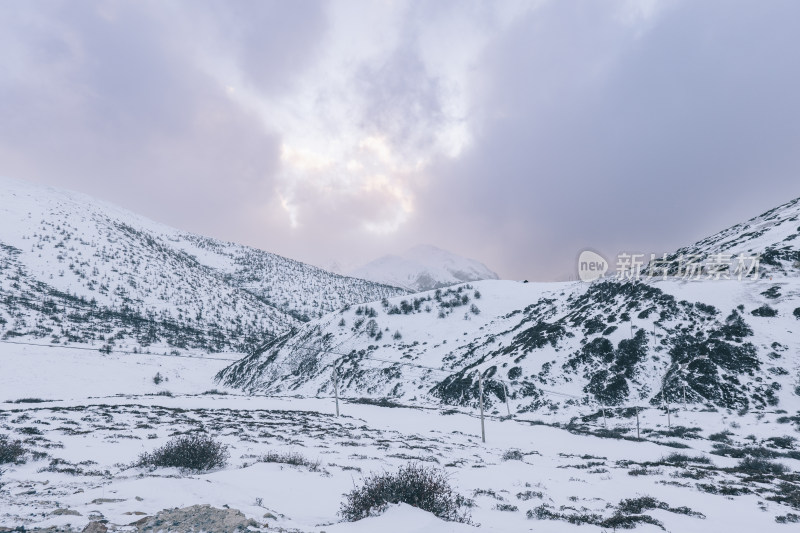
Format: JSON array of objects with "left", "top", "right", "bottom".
[{"left": 349, "top": 245, "right": 499, "bottom": 292}]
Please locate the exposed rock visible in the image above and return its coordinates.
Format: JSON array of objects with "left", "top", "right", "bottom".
[
  {"left": 135, "top": 504, "right": 259, "bottom": 532},
  {"left": 51, "top": 508, "right": 82, "bottom": 516}
]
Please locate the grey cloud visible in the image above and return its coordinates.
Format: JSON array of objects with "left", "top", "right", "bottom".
[
  {"left": 412, "top": 0, "right": 800, "bottom": 279},
  {"left": 0, "top": 1, "right": 284, "bottom": 240},
  {"left": 355, "top": 47, "right": 445, "bottom": 155},
  {"left": 203, "top": 0, "right": 328, "bottom": 96}
]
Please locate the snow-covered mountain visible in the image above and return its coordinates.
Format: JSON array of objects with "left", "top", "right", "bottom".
[
  {"left": 219, "top": 196, "right": 800, "bottom": 413},
  {"left": 349, "top": 245, "right": 499, "bottom": 292},
  {"left": 0, "top": 177, "right": 405, "bottom": 354},
  {"left": 644, "top": 196, "right": 800, "bottom": 277},
  {"left": 2, "top": 187, "right": 799, "bottom": 532}
]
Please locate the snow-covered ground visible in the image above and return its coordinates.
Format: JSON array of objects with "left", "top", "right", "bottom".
[
  {"left": 1, "top": 184, "right": 798, "bottom": 531},
  {"left": 1, "top": 344, "right": 798, "bottom": 532},
  {"left": 0, "top": 344, "right": 234, "bottom": 402}
]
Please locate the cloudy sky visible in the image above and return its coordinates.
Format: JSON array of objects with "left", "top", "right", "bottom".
[{"left": 1, "top": 0, "right": 799, "bottom": 280}]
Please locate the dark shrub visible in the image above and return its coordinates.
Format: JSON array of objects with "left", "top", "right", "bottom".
[
  {"left": 721, "top": 312, "right": 753, "bottom": 338},
  {"left": 615, "top": 496, "right": 703, "bottom": 518},
  {"left": 507, "top": 366, "right": 522, "bottom": 380},
  {"left": 502, "top": 449, "right": 524, "bottom": 461},
  {"left": 616, "top": 496, "right": 662, "bottom": 514},
  {"left": 660, "top": 440, "right": 691, "bottom": 449},
  {"left": 775, "top": 513, "right": 800, "bottom": 524},
  {"left": 751, "top": 305, "right": 778, "bottom": 317},
  {"left": 339, "top": 463, "right": 471, "bottom": 523},
  {"left": 495, "top": 503, "right": 518, "bottom": 512},
  {"left": 766, "top": 436, "right": 797, "bottom": 449},
  {"left": 0, "top": 436, "right": 26, "bottom": 464},
  {"left": 768, "top": 482, "right": 800, "bottom": 509},
  {"left": 736, "top": 457, "right": 787, "bottom": 476},
  {"left": 259, "top": 451, "right": 321, "bottom": 471},
  {"left": 712, "top": 444, "right": 780, "bottom": 459},
  {"left": 708, "top": 430, "right": 733, "bottom": 443},
  {"left": 136, "top": 434, "right": 228, "bottom": 471},
  {"left": 663, "top": 453, "right": 712, "bottom": 465},
  {"left": 761, "top": 286, "right": 781, "bottom": 299},
  {"left": 349, "top": 397, "right": 405, "bottom": 408}
]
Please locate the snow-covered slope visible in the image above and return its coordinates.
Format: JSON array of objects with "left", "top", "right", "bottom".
[
  {"left": 217, "top": 278, "right": 800, "bottom": 412},
  {"left": 0, "top": 177, "right": 405, "bottom": 353},
  {"left": 350, "top": 245, "right": 499, "bottom": 292},
  {"left": 219, "top": 195, "right": 800, "bottom": 413},
  {"left": 645, "top": 196, "right": 800, "bottom": 277}
]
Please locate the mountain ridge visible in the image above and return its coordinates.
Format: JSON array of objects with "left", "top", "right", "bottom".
[
  {"left": 0, "top": 177, "right": 406, "bottom": 354},
  {"left": 218, "top": 195, "right": 800, "bottom": 413},
  {"left": 643, "top": 195, "right": 800, "bottom": 278}
]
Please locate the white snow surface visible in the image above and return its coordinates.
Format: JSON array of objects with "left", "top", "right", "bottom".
[
  {"left": 218, "top": 277, "right": 800, "bottom": 415},
  {"left": 0, "top": 345, "right": 798, "bottom": 532},
  {"left": 1, "top": 183, "right": 799, "bottom": 531}
]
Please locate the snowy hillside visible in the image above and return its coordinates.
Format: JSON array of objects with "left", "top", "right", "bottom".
[
  {"left": 0, "top": 177, "right": 405, "bottom": 354},
  {"left": 217, "top": 277, "right": 800, "bottom": 413},
  {"left": 1, "top": 188, "right": 798, "bottom": 532},
  {"left": 219, "top": 194, "right": 800, "bottom": 413},
  {"left": 645, "top": 196, "right": 800, "bottom": 277},
  {"left": 350, "top": 244, "right": 499, "bottom": 292}
]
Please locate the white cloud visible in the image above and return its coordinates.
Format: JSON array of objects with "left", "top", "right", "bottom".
[{"left": 203, "top": 2, "right": 537, "bottom": 235}]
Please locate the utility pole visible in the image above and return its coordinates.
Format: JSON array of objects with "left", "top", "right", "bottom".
[
  {"left": 502, "top": 381, "right": 511, "bottom": 417},
  {"left": 332, "top": 369, "right": 340, "bottom": 417},
  {"left": 602, "top": 406, "right": 607, "bottom": 428},
  {"left": 666, "top": 395, "right": 671, "bottom": 428},
  {"left": 635, "top": 406, "right": 640, "bottom": 440},
  {"left": 683, "top": 385, "right": 687, "bottom": 410},
  {"left": 478, "top": 374, "right": 486, "bottom": 443}
]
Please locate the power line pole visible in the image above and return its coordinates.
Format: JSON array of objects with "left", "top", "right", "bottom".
[
  {"left": 478, "top": 373, "right": 486, "bottom": 443},
  {"left": 635, "top": 406, "right": 640, "bottom": 439},
  {"left": 502, "top": 380, "right": 511, "bottom": 417},
  {"left": 332, "top": 369, "right": 340, "bottom": 417}
]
